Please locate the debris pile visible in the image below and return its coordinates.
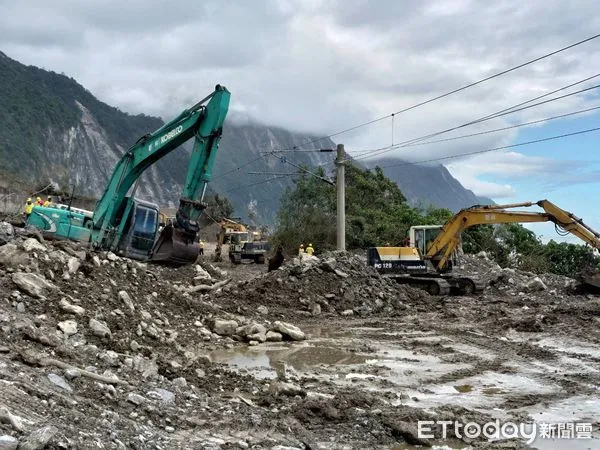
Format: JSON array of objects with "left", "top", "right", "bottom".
[
  {"left": 456, "top": 252, "right": 576, "bottom": 296},
  {"left": 214, "top": 251, "right": 427, "bottom": 319}
]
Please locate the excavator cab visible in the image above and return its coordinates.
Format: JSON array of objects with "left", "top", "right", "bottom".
[{"left": 113, "top": 199, "right": 161, "bottom": 261}]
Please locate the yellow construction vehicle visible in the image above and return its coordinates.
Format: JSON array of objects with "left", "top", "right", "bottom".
[
  {"left": 368, "top": 200, "right": 600, "bottom": 295},
  {"left": 214, "top": 218, "right": 270, "bottom": 264}
]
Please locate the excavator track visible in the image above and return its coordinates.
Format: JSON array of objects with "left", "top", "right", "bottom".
[
  {"left": 384, "top": 274, "right": 451, "bottom": 296},
  {"left": 383, "top": 274, "right": 485, "bottom": 296},
  {"left": 150, "top": 224, "right": 200, "bottom": 266}
]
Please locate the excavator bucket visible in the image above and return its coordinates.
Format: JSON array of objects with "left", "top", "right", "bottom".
[
  {"left": 579, "top": 268, "right": 600, "bottom": 293},
  {"left": 150, "top": 223, "right": 200, "bottom": 266}
]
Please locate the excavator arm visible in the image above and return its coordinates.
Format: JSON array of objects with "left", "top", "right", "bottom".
[
  {"left": 426, "top": 200, "right": 600, "bottom": 271},
  {"left": 91, "top": 85, "right": 230, "bottom": 263}
]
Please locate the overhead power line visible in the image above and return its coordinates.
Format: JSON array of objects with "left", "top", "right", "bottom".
[
  {"left": 271, "top": 32, "right": 600, "bottom": 151},
  {"left": 352, "top": 80, "right": 600, "bottom": 161},
  {"left": 398, "top": 105, "right": 600, "bottom": 147},
  {"left": 373, "top": 126, "right": 600, "bottom": 170}
]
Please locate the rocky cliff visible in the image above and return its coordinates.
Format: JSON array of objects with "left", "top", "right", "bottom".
[{"left": 0, "top": 50, "right": 489, "bottom": 224}]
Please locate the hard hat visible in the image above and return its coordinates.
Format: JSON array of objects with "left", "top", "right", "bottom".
[
  {"left": 47, "top": 195, "right": 52, "bottom": 199},
  {"left": 309, "top": 243, "right": 312, "bottom": 246},
  {"left": 300, "top": 244, "right": 304, "bottom": 247},
  {"left": 36, "top": 197, "right": 41, "bottom": 201},
  {"left": 27, "top": 198, "right": 31, "bottom": 202}
]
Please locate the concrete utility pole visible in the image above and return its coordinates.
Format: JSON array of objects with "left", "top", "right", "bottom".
[{"left": 336, "top": 144, "right": 346, "bottom": 251}]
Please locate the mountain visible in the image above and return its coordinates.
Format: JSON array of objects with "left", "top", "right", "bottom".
[
  {"left": 0, "top": 50, "right": 489, "bottom": 224},
  {"left": 364, "top": 157, "right": 493, "bottom": 211}
]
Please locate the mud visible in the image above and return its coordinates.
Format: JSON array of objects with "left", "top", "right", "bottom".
[{"left": 0, "top": 226, "right": 599, "bottom": 448}]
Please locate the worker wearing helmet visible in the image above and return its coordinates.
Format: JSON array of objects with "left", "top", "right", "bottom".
[
  {"left": 298, "top": 243, "right": 305, "bottom": 256},
  {"left": 24, "top": 198, "right": 34, "bottom": 218},
  {"left": 36, "top": 197, "right": 43, "bottom": 206},
  {"left": 43, "top": 196, "right": 52, "bottom": 207},
  {"left": 305, "top": 243, "right": 314, "bottom": 256}
]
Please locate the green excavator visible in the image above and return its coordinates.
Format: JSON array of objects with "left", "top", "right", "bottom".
[{"left": 26, "top": 85, "right": 230, "bottom": 265}]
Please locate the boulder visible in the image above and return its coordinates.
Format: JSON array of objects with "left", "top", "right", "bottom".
[
  {"left": 19, "top": 426, "right": 58, "bottom": 450},
  {"left": 0, "top": 244, "right": 27, "bottom": 267},
  {"left": 265, "top": 331, "right": 283, "bottom": 342},
  {"left": 526, "top": 277, "right": 547, "bottom": 292},
  {"left": 272, "top": 321, "right": 305, "bottom": 341},
  {"left": 57, "top": 320, "right": 78, "bottom": 337},
  {"left": 22, "top": 238, "right": 47, "bottom": 253},
  {"left": 59, "top": 298, "right": 85, "bottom": 316},
  {"left": 118, "top": 290, "right": 135, "bottom": 312},
  {"left": 11, "top": 273, "right": 55, "bottom": 298},
  {"left": 47, "top": 373, "right": 72, "bottom": 392},
  {"left": 211, "top": 319, "right": 239, "bottom": 336},
  {"left": 89, "top": 318, "right": 111, "bottom": 338},
  {"left": 0, "top": 435, "right": 18, "bottom": 450},
  {"left": 268, "top": 381, "right": 306, "bottom": 397},
  {"left": 67, "top": 257, "right": 80, "bottom": 274},
  {"left": 0, "top": 222, "right": 14, "bottom": 245}
]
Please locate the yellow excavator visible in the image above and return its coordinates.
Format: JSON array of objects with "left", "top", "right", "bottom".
[
  {"left": 367, "top": 200, "right": 600, "bottom": 295},
  {"left": 214, "top": 218, "right": 270, "bottom": 264}
]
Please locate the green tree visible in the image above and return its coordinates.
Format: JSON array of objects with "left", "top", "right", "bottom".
[{"left": 204, "top": 194, "right": 234, "bottom": 222}]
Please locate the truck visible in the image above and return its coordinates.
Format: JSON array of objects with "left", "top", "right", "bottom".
[
  {"left": 368, "top": 200, "right": 600, "bottom": 295},
  {"left": 26, "top": 85, "right": 230, "bottom": 265}
]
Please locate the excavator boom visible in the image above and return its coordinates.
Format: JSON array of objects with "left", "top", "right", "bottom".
[
  {"left": 427, "top": 199, "right": 600, "bottom": 272},
  {"left": 27, "top": 85, "right": 230, "bottom": 265}
]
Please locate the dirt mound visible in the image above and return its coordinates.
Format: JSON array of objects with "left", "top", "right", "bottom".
[{"left": 213, "top": 251, "right": 428, "bottom": 319}]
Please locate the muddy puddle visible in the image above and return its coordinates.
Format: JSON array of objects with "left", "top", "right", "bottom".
[{"left": 211, "top": 323, "right": 600, "bottom": 448}]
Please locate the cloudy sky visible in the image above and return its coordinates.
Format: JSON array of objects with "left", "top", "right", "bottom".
[{"left": 2, "top": 0, "right": 600, "bottom": 240}]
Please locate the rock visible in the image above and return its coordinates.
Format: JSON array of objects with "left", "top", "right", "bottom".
[
  {"left": 269, "top": 381, "right": 307, "bottom": 397},
  {"left": 18, "top": 426, "right": 58, "bottom": 450},
  {"left": 0, "top": 244, "right": 27, "bottom": 267},
  {"left": 132, "top": 355, "right": 159, "bottom": 378},
  {"left": 118, "top": 290, "right": 135, "bottom": 312},
  {"left": 341, "top": 309, "right": 354, "bottom": 316},
  {"left": 127, "top": 393, "right": 146, "bottom": 406},
  {"left": 320, "top": 257, "right": 337, "bottom": 272},
  {"left": 64, "top": 368, "right": 81, "bottom": 380},
  {"left": 89, "top": 318, "right": 111, "bottom": 338},
  {"left": 92, "top": 255, "right": 101, "bottom": 267},
  {"left": 272, "top": 321, "right": 305, "bottom": 341},
  {"left": 211, "top": 319, "right": 239, "bottom": 336},
  {"left": 130, "top": 340, "right": 141, "bottom": 352},
  {"left": 165, "top": 426, "right": 175, "bottom": 433},
  {"left": 265, "top": 331, "right": 283, "bottom": 342},
  {"left": 324, "top": 293, "right": 336, "bottom": 299},
  {"left": 22, "top": 238, "right": 47, "bottom": 253},
  {"left": 195, "top": 368, "right": 206, "bottom": 378},
  {"left": 101, "top": 350, "right": 120, "bottom": 366},
  {"left": 257, "top": 305, "right": 269, "bottom": 315},
  {"left": 334, "top": 269, "right": 349, "bottom": 278},
  {"left": 476, "top": 251, "right": 489, "bottom": 260},
  {"left": 237, "top": 323, "right": 267, "bottom": 341},
  {"left": 106, "top": 252, "right": 118, "bottom": 261},
  {"left": 194, "top": 264, "right": 213, "bottom": 280},
  {"left": 59, "top": 298, "right": 85, "bottom": 316},
  {"left": 11, "top": 272, "right": 55, "bottom": 298},
  {"left": 0, "top": 435, "right": 18, "bottom": 450},
  {"left": 67, "top": 257, "right": 80, "bottom": 274},
  {"left": 0, "top": 222, "right": 14, "bottom": 245},
  {"left": 172, "top": 377, "right": 187, "bottom": 388},
  {"left": 147, "top": 388, "right": 174, "bottom": 403},
  {"left": 57, "top": 320, "right": 78, "bottom": 337},
  {"left": 310, "top": 303, "right": 321, "bottom": 316},
  {"left": 526, "top": 277, "right": 547, "bottom": 292},
  {"left": 16, "top": 303, "right": 25, "bottom": 313},
  {"left": 386, "top": 420, "right": 430, "bottom": 446},
  {"left": 47, "top": 373, "right": 72, "bottom": 392}
]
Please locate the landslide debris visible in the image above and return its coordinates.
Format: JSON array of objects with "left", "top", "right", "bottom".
[{"left": 213, "top": 251, "right": 428, "bottom": 319}]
